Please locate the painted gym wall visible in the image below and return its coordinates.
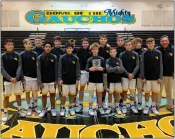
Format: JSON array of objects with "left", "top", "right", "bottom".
[{"left": 1, "top": 1, "right": 174, "bottom": 31}]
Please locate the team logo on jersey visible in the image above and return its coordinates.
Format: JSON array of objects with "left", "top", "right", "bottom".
[
  {"left": 155, "top": 56, "right": 159, "bottom": 60},
  {"left": 116, "top": 62, "right": 120, "bottom": 65},
  {"left": 31, "top": 57, "right": 35, "bottom": 60},
  {"left": 169, "top": 53, "right": 173, "bottom": 56},
  {"left": 106, "top": 50, "right": 109, "bottom": 53},
  {"left": 132, "top": 56, "right": 135, "bottom": 59},
  {"left": 72, "top": 61, "right": 75, "bottom": 64},
  {"left": 50, "top": 59, "right": 54, "bottom": 62},
  {"left": 14, "top": 58, "right": 18, "bottom": 61}
]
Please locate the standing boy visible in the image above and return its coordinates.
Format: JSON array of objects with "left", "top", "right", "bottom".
[
  {"left": 20, "top": 39, "right": 41, "bottom": 116},
  {"left": 86, "top": 43, "right": 105, "bottom": 116},
  {"left": 133, "top": 38, "right": 145, "bottom": 110},
  {"left": 32, "top": 37, "right": 43, "bottom": 56},
  {"left": 75, "top": 38, "right": 91, "bottom": 112},
  {"left": 116, "top": 37, "right": 125, "bottom": 58},
  {"left": 106, "top": 48, "right": 124, "bottom": 114},
  {"left": 1, "top": 39, "right": 26, "bottom": 122},
  {"left": 141, "top": 38, "right": 163, "bottom": 115},
  {"left": 58, "top": 42, "right": 81, "bottom": 116},
  {"left": 120, "top": 39, "right": 139, "bottom": 114},
  {"left": 37, "top": 42, "right": 57, "bottom": 117}
]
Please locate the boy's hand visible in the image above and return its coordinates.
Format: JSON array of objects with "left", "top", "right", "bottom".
[
  {"left": 142, "top": 79, "right": 146, "bottom": 84},
  {"left": 128, "top": 73, "right": 134, "bottom": 80},
  {"left": 59, "top": 80, "right": 63, "bottom": 85},
  {"left": 97, "top": 67, "right": 103, "bottom": 71},
  {"left": 10, "top": 78, "right": 16, "bottom": 84},
  {"left": 157, "top": 79, "right": 162, "bottom": 84},
  {"left": 76, "top": 80, "right": 80, "bottom": 86},
  {"left": 89, "top": 67, "right": 95, "bottom": 71},
  {"left": 40, "top": 84, "right": 44, "bottom": 90}
]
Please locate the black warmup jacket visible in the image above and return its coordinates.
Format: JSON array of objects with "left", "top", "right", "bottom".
[
  {"left": 32, "top": 46, "right": 43, "bottom": 56},
  {"left": 51, "top": 47, "right": 64, "bottom": 61}
]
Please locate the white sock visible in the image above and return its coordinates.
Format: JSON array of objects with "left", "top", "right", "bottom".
[
  {"left": 123, "top": 101, "right": 126, "bottom": 105},
  {"left": 131, "top": 101, "right": 134, "bottom": 106},
  {"left": 4, "top": 108, "right": 8, "bottom": 113},
  {"left": 115, "top": 102, "right": 119, "bottom": 107},
  {"left": 145, "top": 102, "right": 149, "bottom": 106},
  {"left": 33, "top": 99, "right": 37, "bottom": 107},
  {"left": 108, "top": 103, "right": 112, "bottom": 106},
  {"left": 152, "top": 102, "right": 156, "bottom": 106},
  {"left": 27, "top": 103, "right": 31, "bottom": 108},
  {"left": 79, "top": 101, "right": 83, "bottom": 104},
  {"left": 138, "top": 91, "right": 142, "bottom": 103},
  {"left": 18, "top": 106, "right": 21, "bottom": 110}
]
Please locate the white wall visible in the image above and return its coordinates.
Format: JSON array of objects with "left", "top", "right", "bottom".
[{"left": 1, "top": 1, "right": 174, "bottom": 31}]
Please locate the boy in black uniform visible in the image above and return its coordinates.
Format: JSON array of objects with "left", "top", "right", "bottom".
[
  {"left": 1, "top": 39, "right": 26, "bottom": 122},
  {"left": 120, "top": 39, "right": 139, "bottom": 114},
  {"left": 133, "top": 38, "right": 145, "bottom": 111},
  {"left": 58, "top": 42, "right": 81, "bottom": 116},
  {"left": 20, "top": 39, "right": 41, "bottom": 116},
  {"left": 106, "top": 48, "right": 124, "bottom": 114},
  {"left": 156, "top": 35, "right": 174, "bottom": 112},
  {"left": 116, "top": 37, "right": 125, "bottom": 58},
  {"left": 98, "top": 34, "right": 110, "bottom": 110},
  {"left": 141, "top": 38, "right": 163, "bottom": 115},
  {"left": 86, "top": 43, "right": 105, "bottom": 116},
  {"left": 32, "top": 37, "right": 43, "bottom": 56},
  {"left": 75, "top": 38, "right": 91, "bottom": 112},
  {"left": 37, "top": 42, "right": 58, "bottom": 117}
]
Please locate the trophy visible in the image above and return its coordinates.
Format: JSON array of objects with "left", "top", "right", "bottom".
[{"left": 92, "top": 59, "right": 101, "bottom": 70}]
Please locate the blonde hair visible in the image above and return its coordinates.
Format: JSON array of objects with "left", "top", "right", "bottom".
[
  {"left": 90, "top": 42, "right": 99, "bottom": 50},
  {"left": 23, "top": 39, "right": 30, "bottom": 44}
]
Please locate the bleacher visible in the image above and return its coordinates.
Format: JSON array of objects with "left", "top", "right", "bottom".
[{"left": 1, "top": 30, "right": 174, "bottom": 52}]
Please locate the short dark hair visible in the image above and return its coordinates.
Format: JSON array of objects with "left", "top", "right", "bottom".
[
  {"left": 146, "top": 38, "right": 155, "bottom": 43},
  {"left": 81, "top": 38, "right": 89, "bottom": 42},
  {"left": 68, "top": 39, "right": 76, "bottom": 43},
  {"left": 54, "top": 36, "right": 62, "bottom": 41},
  {"left": 117, "top": 36, "right": 124, "bottom": 41},
  {"left": 4, "top": 39, "right": 14, "bottom": 45},
  {"left": 133, "top": 38, "right": 142, "bottom": 43},
  {"left": 99, "top": 34, "right": 108, "bottom": 39},
  {"left": 124, "top": 39, "right": 132, "bottom": 44},
  {"left": 65, "top": 42, "right": 74, "bottom": 48},
  {"left": 43, "top": 42, "right": 52, "bottom": 47},
  {"left": 109, "top": 47, "right": 117, "bottom": 52},
  {"left": 35, "top": 37, "right": 42, "bottom": 40},
  {"left": 160, "top": 35, "right": 169, "bottom": 40}
]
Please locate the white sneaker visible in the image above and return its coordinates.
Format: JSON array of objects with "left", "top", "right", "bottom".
[
  {"left": 75, "top": 103, "right": 83, "bottom": 113},
  {"left": 106, "top": 105, "right": 113, "bottom": 114},
  {"left": 47, "top": 107, "right": 51, "bottom": 112},
  {"left": 98, "top": 106, "right": 105, "bottom": 115},
  {"left": 69, "top": 106, "right": 75, "bottom": 116},
  {"left": 51, "top": 108, "right": 56, "bottom": 117},
  {"left": 137, "top": 102, "right": 142, "bottom": 111},
  {"left": 115, "top": 106, "right": 122, "bottom": 115},
  {"left": 143, "top": 105, "right": 149, "bottom": 115},
  {"left": 151, "top": 106, "right": 159, "bottom": 115},
  {"left": 39, "top": 109, "right": 47, "bottom": 117},
  {"left": 89, "top": 106, "right": 95, "bottom": 116},
  {"left": 18, "top": 109, "right": 26, "bottom": 117},
  {"left": 122, "top": 104, "right": 127, "bottom": 114},
  {"left": 131, "top": 105, "right": 138, "bottom": 114},
  {"left": 2, "top": 112, "right": 8, "bottom": 122},
  {"left": 60, "top": 107, "right": 66, "bottom": 117},
  {"left": 102, "top": 102, "right": 108, "bottom": 110},
  {"left": 33, "top": 106, "right": 41, "bottom": 114},
  {"left": 27, "top": 107, "right": 32, "bottom": 116}
]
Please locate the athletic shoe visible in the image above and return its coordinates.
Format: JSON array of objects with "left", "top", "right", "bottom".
[
  {"left": 33, "top": 106, "right": 41, "bottom": 114},
  {"left": 69, "top": 106, "right": 75, "bottom": 116},
  {"left": 102, "top": 102, "right": 108, "bottom": 110},
  {"left": 51, "top": 108, "right": 56, "bottom": 117},
  {"left": 131, "top": 105, "right": 138, "bottom": 114},
  {"left": 60, "top": 107, "right": 66, "bottom": 117},
  {"left": 47, "top": 107, "right": 51, "bottom": 112},
  {"left": 2, "top": 112, "right": 8, "bottom": 122},
  {"left": 89, "top": 106, "right": 95, "bottom": 116},
  {"left": 151, "top": 106, "right": 159, "bottom": 115},
  {"left": 121, "top": 104, "right": 127, "bottom": 114},
  {"left": 27, "top": 107, "right": 32, "bottom": 116},
  {"left": 98, "top": 106, "right": 105, "bottom": 115},
  {"left": 39, "top": 109, "right": 47, "bottom": 117},
  {"left": 137, "top": 102, "right": 142, "bottom": 111},
  {"left": 115, "top": 106, "right": 122, "bottom": 115},
  {"left": 143, "top": 105, "right": 149, "bottom": 115},
  {"left": 106, "top": 105, "right": 113, "bottom": 114},
  {"left": 18, "top": 109, "right": 26, "bottom": 117},
  {"left": 75, "top": 103, "right": 83, "bottom": 113}
]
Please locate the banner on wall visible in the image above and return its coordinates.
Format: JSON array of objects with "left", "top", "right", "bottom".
[{"left": 25, "top": 9, "right": 136, "bottom": 24}]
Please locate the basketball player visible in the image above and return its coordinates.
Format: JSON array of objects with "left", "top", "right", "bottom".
[
  {"left": 116, "top": 37, "right": 125, "bottom": 58},
  {"left": 106, "top": 48, "right": 124, "bottom": 114},
  {"left": 37, "top": 42, "right": 57, "bottom": 117},
  {"left": 86, "top": 43, "right": 105, "bottom": 116},
  {"left": 75, "top": 38, "right": 91, "bottom": 112},
  {"left": 1, "top": 39, "right": 26, "bottom": 122},
  {"left": 133, "top": 38, "right": 145, "bottom": 111},
  {"left": 98, "top": 34, "right": 110, "bottom": 110},
  {"left": 20, "top": 39, "right": 41, "bottom": 116},
  {"left": 156, "top": 35, "right": 174, "bottom": 113},
  {"left": 32, "top": 37, "right": 43, "bottom": 56},
  {"left": 119, "top": 39, "right": 139, "bottom": 114},
  {"left": 141, "top": 38, "right": 163, "bottom": 115},
  {"left": 58, "top": 42, "right": 81, "bottom": 116}
]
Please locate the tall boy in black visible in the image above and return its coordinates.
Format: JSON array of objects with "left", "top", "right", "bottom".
[
  {"left": 156, "top": 35, "right": 174, "bottom": 112},
  {"left": 20, "top": 39, "right": 41, "bottom": 116},
  {"left": 106, "top": 48, "right": 124, "bottom": 115},
  {"left": 32, "top": 37, "right": 43, "bottom": 56},
  {"left": 1, "top": 39, "right": 26, "bottom": 122},
  {"left": 120, "top": 39, "right": 139, "bottom": 114},
  {"left": 58, "top": 42, "right": 81, "bottom": 117},
  {"left": 141, "top": 38, "right": 163, "bottom": 115},
  {"left": 37, "top": 42, "right": 58, "bottom": 118},
  {"left": 75, "top": 38, "right": 91, "bottom": 112},
  {"left": 116, "top": 36, "right": 125, "bottom": 58},
  {"left": 86, "top": 43, "right": 105, "bottom": 116},
  {"left": 98, "top": 34, "right": 110, "bottom": 109}
]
